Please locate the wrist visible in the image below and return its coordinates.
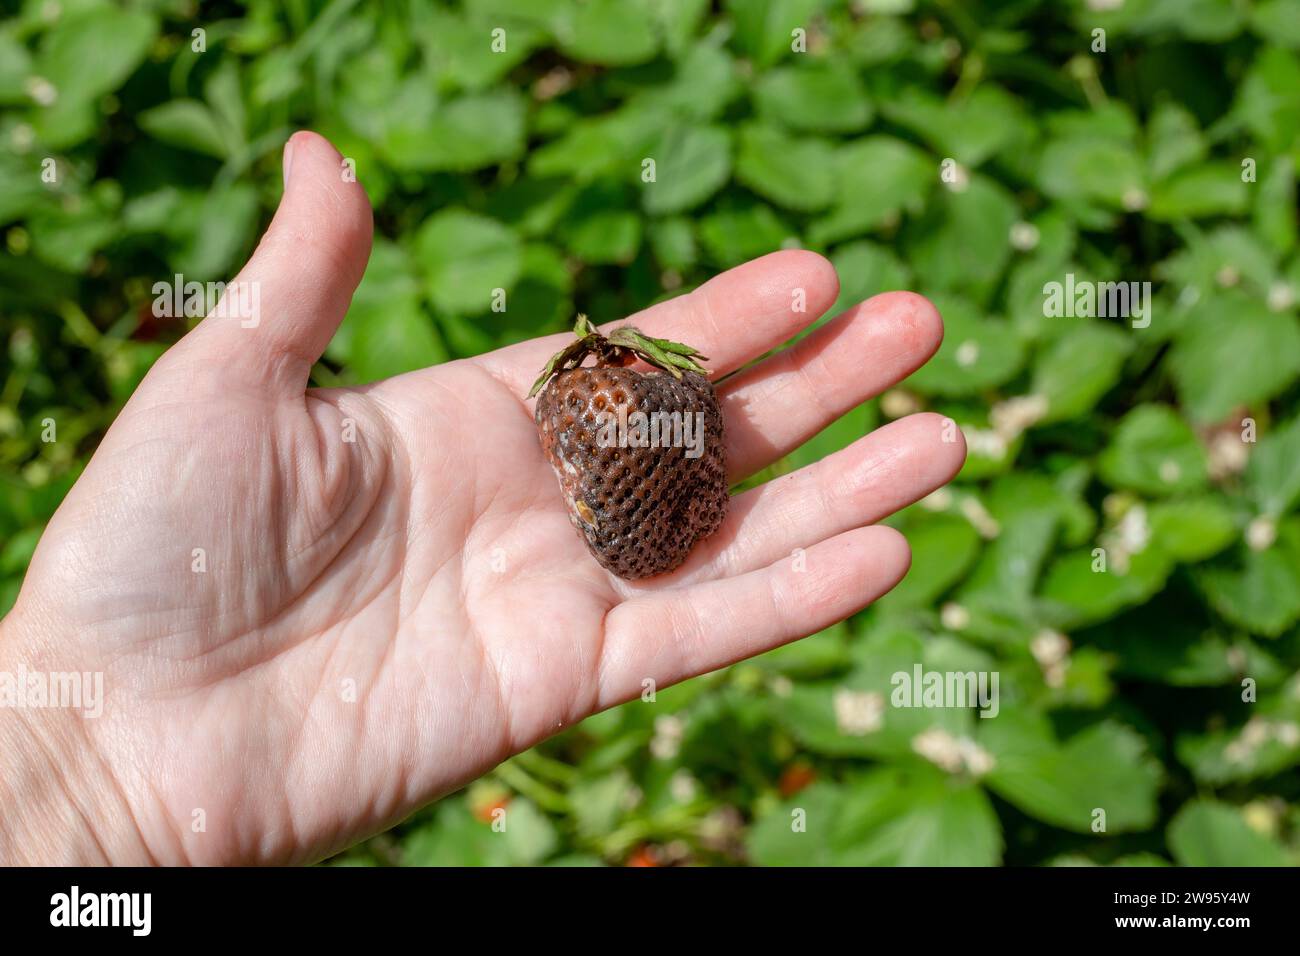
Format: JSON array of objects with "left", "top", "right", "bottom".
[{"left": 0, "top": 606, "right": 153, "bottom": 865}]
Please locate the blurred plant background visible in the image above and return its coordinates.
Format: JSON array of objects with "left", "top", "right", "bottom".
[{"left": 3, "top": 0, "right": 1300, "bottom": 866}]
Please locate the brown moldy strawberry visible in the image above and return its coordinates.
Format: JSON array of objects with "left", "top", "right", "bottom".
[{"left": 529, "top": 315, "right": 728, "bottom": 579}]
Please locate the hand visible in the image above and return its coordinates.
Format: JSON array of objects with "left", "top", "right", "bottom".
[{"left": 0, "top": 132, "right": 964, "bottom": 865}]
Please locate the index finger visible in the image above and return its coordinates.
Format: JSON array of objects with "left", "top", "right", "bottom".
[{"left": 475, "top": 250, "right": 840, "bottom": 398}]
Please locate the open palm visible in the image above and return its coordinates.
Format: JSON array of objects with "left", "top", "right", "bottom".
[{"left": 1, "top": 133, "right": 963, "bottom": 865}]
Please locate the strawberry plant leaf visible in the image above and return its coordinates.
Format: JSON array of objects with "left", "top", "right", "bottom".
[
  {"left": 553, "top": 0, "right": 661, "bottom": 66},
  {"left": 34, "top": 7, "right": 157, "bottom": 106},
  {"left": 754, "top": 60, "right": 873, "bottom": 134},
  {"left": 1031, "top": 323, "right": 1132, "bottom": 424},
  {"left": 416, "top": 209, "right": 523, "bottom": 316},
  {"left": 1168, "top": 800, "right": 1292, "bottom": 866},
  {"left": 748, "top": 769, "right": 1002, "bottom": 866},
  {"left": 1170, "top": 293, "right": 1300, "bottom": 424},
  {"left": 734, "top": 123, "right": 837, "bottom": 212},
  {"left": 1195, "top": 518, "right": 1300, "bottom": 636},
  {"left": 1098, "top": 405, "right": 1209, "bottom": 496},
  {"left": 641, "top": 125, "right": 731, "bottom": 215},
  {"left": 981, "top": 712, "right": 1162, "bottom": 834},
  {"left": 1246, "top": 414, "right": 1300, "bottom": 517},
  {"left": 1148, "top": 497, "right": 1237, "bottom": 562}
]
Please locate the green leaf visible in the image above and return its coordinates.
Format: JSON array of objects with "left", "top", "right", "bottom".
[
  {"left": 1159, "top": 0, "right": 1246, "bottom": 41},
  {"left": 569, "top": 771, "right": 632, "bottom": 840},
  {"left": 982, "top": 713, "right": 1162, "bottom": 833},
  {"left": 105, "top": 341, "right": 167, "bottom": 404},
  {"left": 725, "top": 0, "right": 824, "bottom": 68},
  {"left": 27, "top": 182, "right": 121, "bottom": 273},
  {"left": 553, "top": 0, "right": 660, "bottom": 66},
  {"left": 1246, "top": 414, "right": 1300, "bottom": 517},
  {"left": 471, "top": 0, "right": 570, "bottom": 29},
  {"left": 1038, "top": 137, "right": 1146, "bottom": 210},
  {"left": 384, "top": 88, "right": 526, "bottom": 171},
  {"left": 0, "top": 152, "right": 45, "bottom": 224},
  {"left": 30, "top": 96, "right": 97, "bottom": 150},
  {"left": 559, "top": 182, "right": 642, "bottom": 264},
  {"left": 1148, "top": 497, "right": 1237, "bottom": 562},
  {"left": 1098, "top": 405, "right": 1208, "bottom": 496},
  {"left": 415, "top": 210, "right": 523, "bottom": 315},
  {"left": 491, "top": 243, "right": 576, "bottom": 344},
  {"left": 138, "top": 100, "right": 230, "bottom": 159},
  {"left": 1177, "top": 710, "right": 1300, "bottom": 786},
  {"left": 418, "top": 8, "right": 545, "bottom": 91},
  {"left": 204, "top": 59, "right": 247, "bottom": 148},
  {"left": 1167, "top": 800, "right": 1291, "bottom": 866},
  {"left": 1250, "top": 0, "right": 1300, "bottom": 49},
  {"left": 903, "top": 176, "right": 1018, "bottom": 297},
  {"left": 1156, "top": 228, "right": 1279, "bottom": 301},
  {"left": 334, "top": 242, "right": 448, "bottom": 382},
  {"left": 249, "top": 47, "right": 304, "bottom": 107},
  {"left": 883, "top": 86, "right": 1032, "bottom": 166},
  {"left": 1031, "top": 323, "right": 1132, "bottom": 424},
  {"left": 1231, "top": 47, "right": 1300, "bottom": 152},
  {"left": 0, "top": 525, "right": 42, "bottom": 576},
  {"left": 404, "top": 797, "right": 558, "bottom": 866},
  {"left": 348, "top": 300, "right": 447, "bottom": 383},
  {"left": 1145, "top": 102, "right": 1206, "bottom": 180},
  {"left": 881, "top": 514, "right": 981, "bottom": 609},
  {"left": 958, "top": 474, "right": 1066, "bottom": 615},
  {"left": 1196, "top": 519, "right": 1300, "bottom": 636},
  {"left": 171, "top": 183, "right": 259, "bottom": 279},
  {"left": 651, "top": 0, "right": 711, "bottom": 55},
  {"left": 632, "top": 43, "right": 740, "bottom": 120},
  {"left": 1048, "top": 852, "right": 1171, "bottom": 867},
  {"left": 811, "top": 136, "right": 934, "bottom": 244},
  {"left": 34, "top": 7, "right": 157, "bottom": 105},
  {"left": 1169, "top": 292, "right": 1300, "bottom": 423},
  {"left": 698, "top": 201, "right": 792, "bottom": 268},
  {"left": 1254, "top": 154, "right": 1297, "bottom": 255},
  {"left": 647, "top": 218, "right": 697, "bottom": 271},
  {"left": 0, "top": 29, "right": 33, "bottom": 104},
  {"left": 485, "top": 177, "right": 576, "bottom": 238},
  {"left": 734, "top": 123, "right": 836, "bottom": 212},
  {"left": 1040, "top": 545, "right": 1174, "bottom": 629},
  {"left": 1080, "top": 0, "right": 1244, "bottom": 41},
  {"left": 748, "top": 770, "right": 1002, "bottom": 866},
  {"left": 754, "top": 60, "right": 872, "bottom": 133},
  {"left": 772, "top": 626, "right": 983, "bottom": 759},
  {"left": 329, "top": 240, "right": 417, "bottom": 358},
  {"left": 1148, "top": 162, "right": 1250, "bottom": 221},
  {"left": 641, "top": 126, "right": 731, "bottom": 215},
  {"left": 529, "top": 105, "right": 666, "bottom": 182}
]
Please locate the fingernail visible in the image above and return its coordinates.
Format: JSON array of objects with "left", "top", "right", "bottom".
[{"left": 282, "top": 136, "right": 296, "bottom": 190}]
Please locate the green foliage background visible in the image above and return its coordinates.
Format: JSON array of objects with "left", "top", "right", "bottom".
[{"left": 3, "top": 0, "right": 1300, "bottom": 866}]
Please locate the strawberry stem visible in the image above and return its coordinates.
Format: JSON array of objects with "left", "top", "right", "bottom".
[{"left": 527, "top": 314, "right": 710, "bottom": 398}]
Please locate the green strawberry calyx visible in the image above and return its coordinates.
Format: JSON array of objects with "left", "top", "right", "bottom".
[{"left": 526, "top": 314, "right": 710, "bottom": 398}]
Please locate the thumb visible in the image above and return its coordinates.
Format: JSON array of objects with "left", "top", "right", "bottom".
[{"left": 175, "top": 131, "right": 374, "bottom": 395}]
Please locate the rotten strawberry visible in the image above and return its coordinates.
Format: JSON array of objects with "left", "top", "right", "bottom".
[{"left": 529, "top": 315, "right": 728, "bottom": 579}]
